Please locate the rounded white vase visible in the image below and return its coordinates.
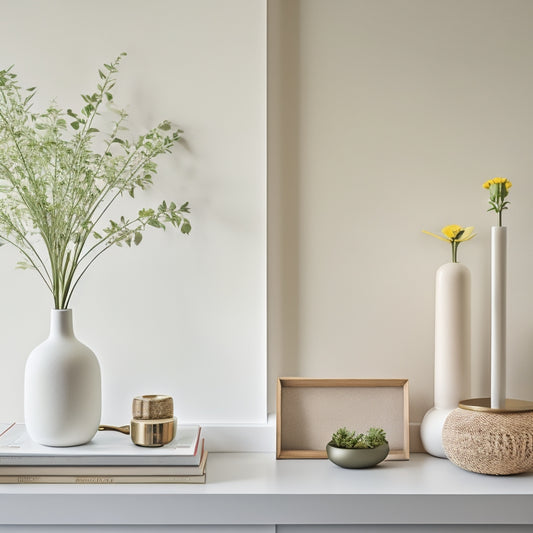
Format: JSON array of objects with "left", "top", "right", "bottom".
[
  {"left": 24, "top": 309, "right": 101, "bottom": 447},
  {"left": 421, "top": 262, "right": 471, "bottom": 458}
]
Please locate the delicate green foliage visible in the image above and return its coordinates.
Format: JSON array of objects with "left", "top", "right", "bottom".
[
  {"left": 331, "top": 427, "right": 388, "bottom": 449},
  {"left": 0, "top": 54, "right": 191, "bottom": 309}
]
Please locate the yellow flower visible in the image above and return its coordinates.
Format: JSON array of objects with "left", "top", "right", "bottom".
[
  {"left": 483, "top": 177, "right": 512, "bottom": 226},
  {"left": 423, "top": 225, "right": 476, "bottom": 263},
  {"left": 423, "top": 225, "right": 475, "bottom": 243},
  {"left": 483, "top": 177, "right": 512, "bottom": 190}
]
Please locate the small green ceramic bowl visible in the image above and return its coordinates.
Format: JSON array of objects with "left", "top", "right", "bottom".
[{"left": 326, "top": 442, "right": 389, "bottom": 469}]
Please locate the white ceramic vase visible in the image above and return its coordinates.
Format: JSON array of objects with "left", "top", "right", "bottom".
[
  {"left": 24, "top": 309, "right": 101, "bottom": 446},
  {"left": 420, "top": 262, "right": 471, "bottom": 458}
]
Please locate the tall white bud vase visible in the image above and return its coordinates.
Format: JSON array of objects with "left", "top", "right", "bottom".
[
  {"left": 491, "top": 226, "right": 506, "bottom": 409},
  {"left": 24, "top": 309, "right": 101, "bottom": 446},
  {"left": 420, "top": 262, "right": 471, "bottom": 458}
]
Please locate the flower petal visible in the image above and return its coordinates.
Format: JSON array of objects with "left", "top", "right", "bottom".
[
  {"left": 422, "top": 230, "right": 450, "bottom": 242},
  {"left": 457, "top": 230, "right": 477, "bottom": 242},
  {"left": 456, "top": 226, "right": 474, "bottom": 241},
  {"left": 458, "top": 233, "right": 477, "bottom": 242}
]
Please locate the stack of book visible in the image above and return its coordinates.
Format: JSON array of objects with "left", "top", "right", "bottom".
[{"left": 0, "top": 422, "right": 206, "bottom": 484}]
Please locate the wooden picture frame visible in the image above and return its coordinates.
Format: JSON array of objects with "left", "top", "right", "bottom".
[{"left": 276, "top": 378, "right": 409, "bottom": 460}]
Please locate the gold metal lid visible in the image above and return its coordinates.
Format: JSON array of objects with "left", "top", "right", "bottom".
[
  {"left": 132, "top": 394, "right": 174, "bottom": 420},
  {"left": 459, "top": 397, "right": 533, "bottom": 413}
]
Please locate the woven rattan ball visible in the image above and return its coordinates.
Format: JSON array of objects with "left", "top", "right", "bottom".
[{"left": 442, "top": 408, "right": 533, "bottom": 475}]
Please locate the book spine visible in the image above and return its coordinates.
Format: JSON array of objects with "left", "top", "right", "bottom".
[
  {"left": 0, "top": 474, "right": 206, "bottom": 484},
  {"left": 0, "top": 460, "right": 206, "bottom": 476},
  {"left": 0, "top": 457, "right": 201, "bottom": 466},
  {"left": 0, "top": 442, "right": 207, "bottom": 470}
]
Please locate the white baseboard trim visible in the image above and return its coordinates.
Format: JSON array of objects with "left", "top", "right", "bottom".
[
  {"left": 201, "top": 413, "right": 276, "bottom": 452},
  {"left": 200, "top": 416, "right": 423, "bottom": 454}
]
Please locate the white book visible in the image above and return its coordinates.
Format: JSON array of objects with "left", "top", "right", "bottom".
[
  {"left": 0, "top": 473, "right": 207, "bottom": 484},
  {"left": 0, "top": 445, "right": 207, "bottom": 476},
  {"left": 0, "top": 423, "right": 203, "bottom": 466}
]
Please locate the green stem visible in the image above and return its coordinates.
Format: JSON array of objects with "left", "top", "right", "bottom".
[
  {"left": 60, "top": 58, "right": 124, "bottom": 252},
  {"left": 60, "top": 216, "right": 143, "bottom": 308},
  {"left": 0, "top": 204, "right": 53, "bottom": 286},
  {"left": 63, "top": 240, "right": 117, "bottom": 309},
  {"left": 0, "top": 109, "right": 49, "bottom": 235},
  {"left": 58, "top": 140, "right": 161, "bottom": 308},
  {"left": 60, "top": 149, "right": 144, "bottom": 297},
  {"left": 451, "top": 241, "right": 458, "bottom": 263},
  {"left": 0, "top": 231, "right": 53, "bottom": 294}
]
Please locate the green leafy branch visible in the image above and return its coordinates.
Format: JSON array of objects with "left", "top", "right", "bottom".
[{"left": 0, "top": 54, "right": 191, "bottom": 309}]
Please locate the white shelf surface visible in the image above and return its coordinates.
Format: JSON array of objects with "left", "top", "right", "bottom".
[{"left": 0, "top": 453, "right": 532, "bottom": 526}]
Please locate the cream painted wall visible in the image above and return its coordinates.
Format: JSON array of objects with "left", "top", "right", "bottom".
[
  {"left": 268, "top": 0, "right": 533, "bottom": 424},
  {"left": 1, "top": 0, "right": 532, "bottom": 442},
  {"left": 0, "top": 0, "right": 267, "bottom": 425}
]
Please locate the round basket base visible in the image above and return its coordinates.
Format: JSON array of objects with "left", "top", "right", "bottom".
[{"left": 442, "top": 399, "right": 533, "bottom": 475}]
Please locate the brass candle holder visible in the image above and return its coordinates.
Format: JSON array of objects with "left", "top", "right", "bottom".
[{"left": 99, "top": 394, "right": 177, "bottom": 447}]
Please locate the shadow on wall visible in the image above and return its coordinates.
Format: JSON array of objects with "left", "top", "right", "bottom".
[{"left": 267, "top": 0, "right": 302, "bottom": 411}]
